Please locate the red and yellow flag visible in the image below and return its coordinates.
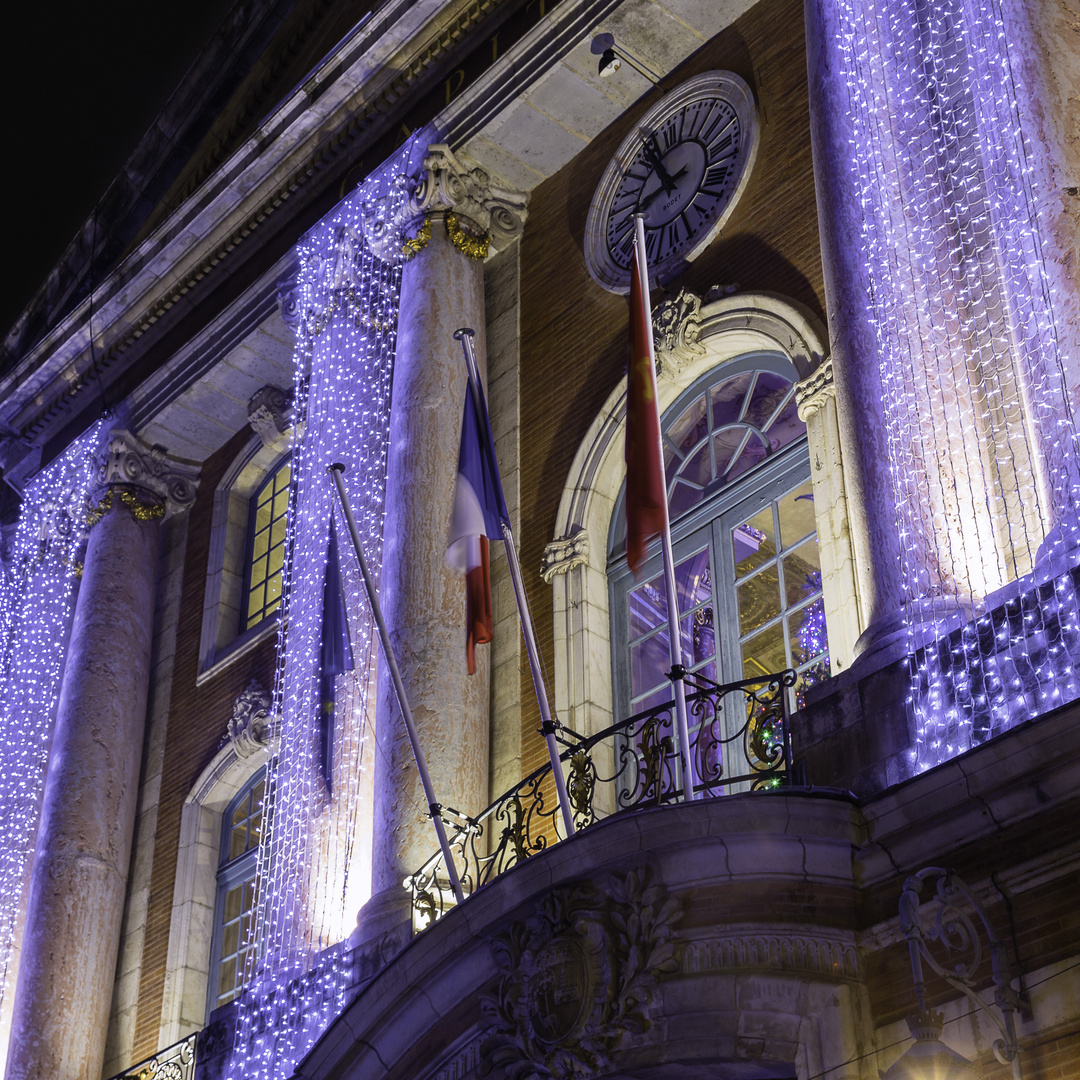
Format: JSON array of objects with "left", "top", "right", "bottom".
[{"left": 624, "top": 238, "right": 667, "bottom": 574}]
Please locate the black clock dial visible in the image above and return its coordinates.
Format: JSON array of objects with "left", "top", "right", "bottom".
[{"left": 585, "top": 73, "right": 758, "bottom": 294}]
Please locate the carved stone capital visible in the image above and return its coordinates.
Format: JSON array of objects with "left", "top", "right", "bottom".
[
  {"left": 541, "top": 533, "right": 590, "bottom": 583},
  {"left": 278, "top": 276, "right": 303, "bottom": 330},
  {"left": 409, "top": 144, "right": 528, "bottom": 254},
  {"left": 248, "top": 385, "right": 293, "bottom": 447},
  {"left": 91, "top": 430, "right": 199, "bottom": 521},
  {"left": 653, "top": 288, "right": 705, "bottom": 378},
  {"left": 795, "top": 357, "right": 835, "bottom": 422},
  {"left": 229, "top": 679, "right": 274, "bottom": 759}
]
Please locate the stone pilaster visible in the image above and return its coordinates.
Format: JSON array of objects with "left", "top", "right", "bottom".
[
  {"left": 795, "top": 360, "right": 863, "bottom": 673},
  {"left": 5, "top": 432, "right": 197, "bottom": 1080},
  {"left": 359, "top": 148, "right": 527, "bottom": 940}
]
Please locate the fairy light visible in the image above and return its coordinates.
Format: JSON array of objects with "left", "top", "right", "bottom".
[
  {"left": 832, "top": 0, "right": 1080, "bottom": 772},
  {"left": 0, "top": 420, "right": 106, "bottom": 1062}
]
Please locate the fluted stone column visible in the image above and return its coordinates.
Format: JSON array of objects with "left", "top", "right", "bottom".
[
  {"left": 6, "top": 432, "right": 197, "bottom": 1080},
  {"left": 805, "top": 0, "right": 909, "bottom": 656},
  {"left": 360, "top": 146, "right": 527, "bottom": 938}
]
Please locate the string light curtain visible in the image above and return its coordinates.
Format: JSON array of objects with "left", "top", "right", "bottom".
[
  {"left": 228, "top": 150, "right": 413, "bottom": 1078},
  {"left": 0, "top": 420, "right": 106, "bottom": 1059},
  {"left": 835, "top": 0, "right": 1080, "bottom": 770}
]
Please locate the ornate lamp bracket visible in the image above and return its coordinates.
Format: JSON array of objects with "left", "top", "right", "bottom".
[{"left": 899, "top": 867, "right": 1024, "bottom": 1075}]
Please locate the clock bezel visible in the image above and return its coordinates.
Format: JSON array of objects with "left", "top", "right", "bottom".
[{"left": 584, "top": 71, "right": 759, "bottom": 295}]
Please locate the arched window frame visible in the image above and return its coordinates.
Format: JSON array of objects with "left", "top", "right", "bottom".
[
  {"left": 542, "top": 292, "right": 860, "bottom": 738},
  {"left": 198, "top": 429, "right": 291, "bottom": 681}
]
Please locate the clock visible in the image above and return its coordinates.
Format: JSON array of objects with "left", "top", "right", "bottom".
[{"left": 584, "top": 71, "right": 759, "bottom": 294}]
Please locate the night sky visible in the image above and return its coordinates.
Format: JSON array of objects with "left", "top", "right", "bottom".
[{"left": 3, "top": 0, "right": 237, "bottom": 343}]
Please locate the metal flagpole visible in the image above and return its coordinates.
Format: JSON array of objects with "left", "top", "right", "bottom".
[
  {"left": 328, "top": 463, "right": 466, "bottom": 905},
  {"left": 633, "top": 213, "right": 696, "bottom": 800},
  {"left": 454, "top": 328, "right": 577, "bottom": 837}
]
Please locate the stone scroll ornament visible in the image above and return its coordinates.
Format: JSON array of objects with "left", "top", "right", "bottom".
[{"left": 480, "top": 868, "right": 680, "bottom": 1080}]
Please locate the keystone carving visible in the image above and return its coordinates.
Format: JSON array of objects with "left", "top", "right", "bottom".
[
  {"left": 410, "top": 144, "right": 528, "bottom": 254},
  {"left": 541, "top": 533, "right": 590, "bottom": 583},
  {"left": 248, "top": 386, "right": 293, "bottom": 447},
  {"left": 480, "top": 867, "right": 680, "bottom": 1080},
  {"left": 229, "top": 679, "right": 274, "bottom": 759},
  {"left": 93, "top": 430, "right": 199, "bottom": 518},
  {"left": 652, "top": 288, "right": 705, "bottom": 378}
]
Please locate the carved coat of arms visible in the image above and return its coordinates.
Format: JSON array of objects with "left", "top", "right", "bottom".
[{"left": 480, "top": 868, "right": 680, "bottom": 1080}]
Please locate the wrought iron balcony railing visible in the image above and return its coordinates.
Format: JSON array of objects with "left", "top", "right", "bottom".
[
  {"left": 406, "top": 669, "right": 799, "bottom": 926},
  {"left": 106, "top": 1032, "right": 198, "bottom": 1080}
]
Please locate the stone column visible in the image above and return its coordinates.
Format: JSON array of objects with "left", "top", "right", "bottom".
[
  {"left": 805, "top": 0, "right": 908, "bottom": 656},
  {"left": 795, "top": 360, "right": 864, "bottom": 674},
  {"left": 6, "top": 432, "right": 197, "bottom": 1080},
  {"left": 359, "top": 146, "right": 527, "bottom": 939}
]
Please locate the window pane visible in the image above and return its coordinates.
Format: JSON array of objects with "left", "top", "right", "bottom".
[
  {"left": 272, "top": 489, "right": 289, "bottom": 520},
  {"left": 218, "top": 957, "right": 237, "bottom": 999},
  {"left": 270, "top": 516, "right": 287, "bottom": 549},
  {"left": 266, "top": 572, "right": 283, "bottom": 605},
  {"left": 783, "top": 542, "right": 822, "bottom": 606},
  {"left": 250, "top": 555, "right": 268, "bottom": 588},
  {"left": 778, "top": 480, "right": 816, "bottom": 546},
  {"left": 631, "top": 631, "right": 671, "bottom": 697},
  {"left": 222, "top": 921, "right": 239, "bottom": 958},
  {"left": 791, "top": 598, "right": 828, "bottom": 665},
  {"left": 684, "top": 608, "right": 715, "bottom": 667},
  {"left": 247, "top": 587, "right": 264, "bottom": 621},
  {"left": 737, "top": 566, "right": 781, "bottom": 636},
  {"left": 275, "top": 464, "right": 291, "bottom": 493},
  {"left": 733, "top": 508, "right": 775, "bottom": 576},
  {"left": 669, "top": 479, "right": 700, "bottom": 520},
  {"left": 675, "top": 549, "right": 711, "bottom": 614},
  {"left": 629, "top": 574, "right": 667, "bottom": 640},
  {"left": 669, "top": 394, "right": 708, "bottom": 456},
  {"left": 744, "top": 372, "right": 794, "bottom": 431},
  {"left": 223, "top": 882, "right": 244, "bottom": 922},
  {"left": 713, "top": 427, "right": 748, "bottom": 480},
  {"left": 742, "top": 621, "right": 788, "bottom": 679},
  {"left": 255, "top": 501, "right": 272, "bottom": 533},
  {"left": 678, "top": 441, "right": 711, "bottom": 489},
  {"left": 710, "top": 372, "right": 753, "bottom": 428}
]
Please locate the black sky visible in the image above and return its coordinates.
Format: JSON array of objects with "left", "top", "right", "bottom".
[{"left": 2, "top": 0, "right": 238, "bottom": 342}]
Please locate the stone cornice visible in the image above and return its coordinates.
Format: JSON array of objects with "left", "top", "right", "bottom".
[{"left": 0, "top": 0, "right": 504, "bottom": 470}]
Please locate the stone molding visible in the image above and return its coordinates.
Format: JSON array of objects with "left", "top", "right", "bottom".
[
  {"left": 795, "top": 357, "right": 835, "bottom": 421},
  {"left": 681, "top": 931, "right": 859, "bottom": 981},
  {"left": 92, "top": 430, "right": 199, "bottom": 520},
  {"left": 541, "top": 533, "right": 590, "bottom": 584},
  {"left": 228, "top": 679, "right": 274, "bottom": 760},
  {"left": 653, "top": 288, "right": 706, "bottom": 377},
  {"left": 247, "top": 385, "right": 293, "bottom": 447},
  {"left": 419, "top": 1036, "right": 484, "bottom": 1080},
  {"left": 409, "top": 144, "right": 528, "bottom": 254}
]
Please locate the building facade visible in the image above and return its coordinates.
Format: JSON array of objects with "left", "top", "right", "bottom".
[{"left": 0, "top": 1, "right": 1078, "bottom": 1079}]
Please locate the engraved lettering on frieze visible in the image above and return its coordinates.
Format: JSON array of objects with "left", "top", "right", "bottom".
[
  {"left": 229, "top": 679, "right": 274, "bottom": 759},
  {"left": 248, "top": 385, "right": 294, "bottom": 447},
  {"left": 681, "top": 932, "right": 858, "bottom": 980},
  {"left": 480, "top": 867, "right": 680, "bottom": 1080}
]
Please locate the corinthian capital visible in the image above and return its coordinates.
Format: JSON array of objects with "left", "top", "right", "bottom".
[
  {"left": 541, "top": 533, "right": 590, "bottom": 583},
  {"left": 410, "top": 145, "right": 528, "bottom": 253},
  {"left": 93, "top": 430, "right": 200, "bottom": 519},
  {"left": 795, "top": 358, "right": 835, "bottom": 421}
]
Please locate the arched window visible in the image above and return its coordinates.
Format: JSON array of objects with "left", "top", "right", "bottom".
[
  {"left": 207, "top": 768, "right": 264, "bottom": 1015},
  {"left": 242, "top": 457, "right": 291, "bottom": 631},
  {"left": 608, "top": 355, "right": 829, "bottom": 719}
]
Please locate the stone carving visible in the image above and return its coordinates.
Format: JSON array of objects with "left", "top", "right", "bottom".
[
  {"left": 248, "top": 386, "right": 294, "bottom": 447},
  {"left": 277, "top": 273, "right": 303, "bottom": 330},
  {"left": 229, "top": 679, "right": 274, "bottom": 759},
  {"left": 795, "top": 357, "right": 835, "bottom": 422},
  {"left": 480, "top": 867, "right": 680, "bottom": 1080},
  {"left": 540, "top": 533, "right": 590, "bottom": 584},
  {"left": 410, "top": 144, "right": 528, "bottom": 254},
  {"left": 681, "top": 930, "right": 859, "bottom": 980},
  {"left": 94, "top": 430, "right": 199, "bottom": 517},
  {"left": 652, "top": 288, "right": 705, "bottom": 377}
]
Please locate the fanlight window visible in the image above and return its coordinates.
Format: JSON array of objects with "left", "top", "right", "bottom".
[{"left": 612, "top": 355, "right": 829, "bottom": 724}]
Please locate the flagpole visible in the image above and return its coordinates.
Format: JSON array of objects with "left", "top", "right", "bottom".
[
  {"left": 454, "top": 328, "right": 577, "bottom": 838},
  {"left": 328, "top": 464, "right": 466, "bottom": 905},
  {"left": 633, "top": 214, "right": 697, "bottom": 801}
]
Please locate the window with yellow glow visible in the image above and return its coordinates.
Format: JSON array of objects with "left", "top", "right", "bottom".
[{"left": 243, "top": 459, "right": 291, "bottom": 631}]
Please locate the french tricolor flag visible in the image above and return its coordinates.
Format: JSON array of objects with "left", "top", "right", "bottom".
[{"left": 447, "top": 379, "right": 509, "bottom": 675}]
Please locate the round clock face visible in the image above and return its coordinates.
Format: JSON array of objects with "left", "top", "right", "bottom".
[{"left": 585, "top": 71, "right": 759, "bottom": 294}]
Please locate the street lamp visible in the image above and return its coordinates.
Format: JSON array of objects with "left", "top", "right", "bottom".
[{"left": 882, "top": 867, "right": 1024, "bottom": 1079}]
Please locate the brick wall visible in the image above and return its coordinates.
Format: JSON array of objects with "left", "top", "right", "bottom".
[
  {"left": 132, "top": 429, "right": 280, "bottom": 1058},
  {"left": 517, "top": 0, "right": 825, "bottom": 774}
]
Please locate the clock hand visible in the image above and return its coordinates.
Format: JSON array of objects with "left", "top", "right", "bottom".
[
  {"left": 637, "top": 166, "right": 690, "bottom": 211},
  {"left": 643, "top": 136, "right": 679, "bottom": 192}
]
